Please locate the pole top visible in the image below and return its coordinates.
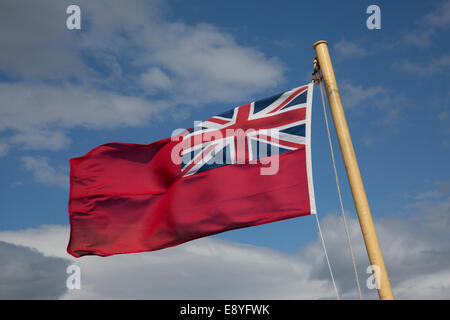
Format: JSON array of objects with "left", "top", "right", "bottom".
[{"left": 313, "top": 40, "right": 328, "bottom": 49}]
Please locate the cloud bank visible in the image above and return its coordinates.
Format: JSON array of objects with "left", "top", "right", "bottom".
[
  {"left": 0, "top": 194, "right": 449, "bottom": 299},
  {"left": 0, "top": 0, "right": 285, "bottom": 155}
]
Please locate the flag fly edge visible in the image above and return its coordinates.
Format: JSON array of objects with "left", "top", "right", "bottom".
[{"left": 305, "top": 82, "right": 316, "bottom": 214}]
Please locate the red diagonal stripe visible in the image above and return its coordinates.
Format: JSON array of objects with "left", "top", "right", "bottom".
[
  {"left": 207, "top": 117, "right": 230, "bottom": 125},
  {"left": 268, "top": 85, "right": 308, "bottom": 114},
  {"left": 256, "top": 134, "right": 305, "bottom": 150}
]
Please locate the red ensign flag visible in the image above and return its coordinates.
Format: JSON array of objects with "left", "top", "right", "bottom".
[{"left": 67, "top": 84, "right": 316, "bottom": 257}]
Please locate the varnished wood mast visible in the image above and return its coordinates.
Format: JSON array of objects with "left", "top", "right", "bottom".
[{"left": 313, "top": 40, "right": 394, "bottom": 300}]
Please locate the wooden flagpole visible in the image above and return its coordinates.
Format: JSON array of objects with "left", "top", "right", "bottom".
[{"left": 313, "top": 40, "right": 394, "bottom": 300}]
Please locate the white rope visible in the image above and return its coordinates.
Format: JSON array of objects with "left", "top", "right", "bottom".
[
  {"left": 318, "top": 80, "right": 364, "bottom": 300},
  {"left": 314, "top": 212, "right": 340, "bottom": 300}
]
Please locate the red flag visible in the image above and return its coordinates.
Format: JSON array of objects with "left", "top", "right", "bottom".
[{"left": 67, "top": 84, "right": 316, "bottom": 257}]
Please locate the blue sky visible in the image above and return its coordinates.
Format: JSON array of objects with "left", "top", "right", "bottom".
[{"left": 0, "top": 0, "right": 449, "bottom": 299}]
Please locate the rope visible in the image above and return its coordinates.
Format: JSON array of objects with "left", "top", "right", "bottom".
[
  {"left": 318, "top": 79, "right": 364, "bottom": 300},
  {"left": 314, "top": 212, "right": 340, "bottom": 300},
  {"left": 309, "top": 69, "right": 340, "bottom": 300}
]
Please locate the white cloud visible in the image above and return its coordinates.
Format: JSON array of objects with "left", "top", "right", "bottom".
[
  {"left": 0, "top": 225, "right": 334, "bottom": 300},
  {"left": 0, "top": 1, "right": 85, "bottom": 79},
  {"left": 333, "top": 40, "right": 366, "bottom": 59},
  {"left": 361, "top": 136, "right": 377, "bottom": 148},
  {"left": 10, "top": 181, "right": 23, "bottom": 188},
  {"left": 404, "top": 0, "right": 450, "bottom": 47},
  {"left": 0, "top": 141, "right": 9, "bottom": 157},
  {"left": 338, "top": 80, "right": 408, "bottom": 124},
  {"left": 399, "top": 55, "right": 450, "bottom": 76},
  {"left": 422, "top": 0, "right": 450, "bottom": 28},
  {"left": 11, "top": 130, "right": 71, "bottom": 152},
  {"left": 22, "top": 156, "right": 69, "bottom": 189},
  {"left": 340, "top": 81, "right": 385, "bottom": 109},
  {"left": 0, "top": 241, "right": 70, "bottom": 299},
  {"left": 139, "top": 67, "right": 172, "bottom": 93},
  {"left": 404, "top": 28, "right": 435, "bottom": 48},
  {"left": 0, "top": 82, "right": 168, "bottom": 151},
  {"left": 0, "top": 225, "right": 70, "bottom": 258},
  {"left": 0, "top": 195, "right": 449, "bottom": 299},
  {"left": 300, "top": 198, "right": 450, "bottom": 299},
  {"left": 135, "top": 22, "right": 285, "bottom": 105},
  {"left": 0, "top": 0, "right": 285, "bottom": 153}
]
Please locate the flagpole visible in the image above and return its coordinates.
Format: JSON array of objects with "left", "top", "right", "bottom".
[{"left": 313, "top": 40, "right": 394, "bottom": 300}]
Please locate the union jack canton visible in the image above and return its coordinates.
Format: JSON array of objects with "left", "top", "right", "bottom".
[{"left": 178, "top": 83, "right": 313, "bottom": 176}]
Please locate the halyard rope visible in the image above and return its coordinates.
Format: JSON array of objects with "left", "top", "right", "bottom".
[
  {"left": 317, "top": 78, "right": 364, "bottom": 300},
  {"left": 314, "top": 210, "right": 340, "bottom": 299}
]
